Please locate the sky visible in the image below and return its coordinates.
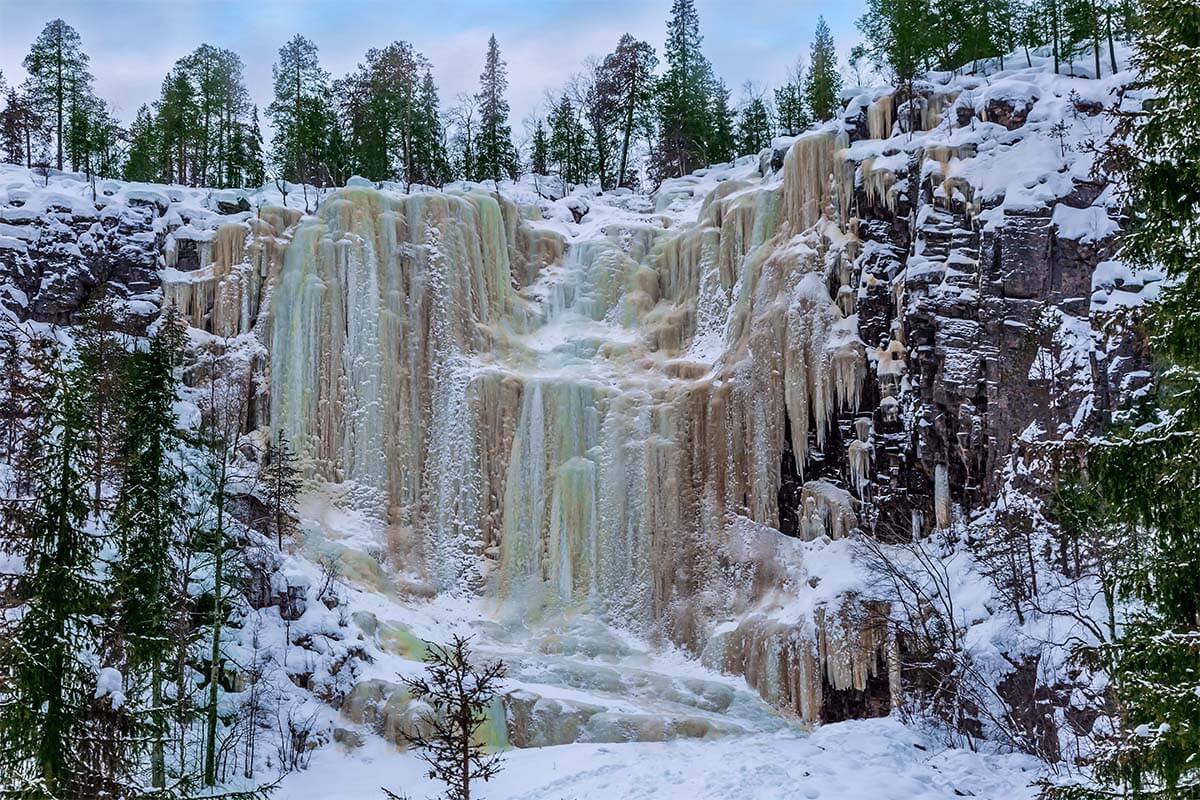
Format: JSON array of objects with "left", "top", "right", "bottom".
[{"left": 0, "top": 0, "right": 870, "bottom": 135}]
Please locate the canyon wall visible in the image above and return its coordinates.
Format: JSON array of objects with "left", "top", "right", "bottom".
[{"left": 0, "top": 65, "right": 1146, "bottom": 728}]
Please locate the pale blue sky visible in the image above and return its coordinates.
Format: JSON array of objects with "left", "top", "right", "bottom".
[{"left": 0, "top": 0, "right": 870, "bottom": 129}]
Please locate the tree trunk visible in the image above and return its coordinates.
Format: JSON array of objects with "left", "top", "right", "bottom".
[{"left": 203, "top": 453, "right": 227, "bottom": 787}]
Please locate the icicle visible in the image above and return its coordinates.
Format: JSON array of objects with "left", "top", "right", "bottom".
[
  {"left": 867, "top": 94, "right": 895, "bottom": 139},
  {"left": 934, "top": 464, "right": 952, "bottom": 529}
]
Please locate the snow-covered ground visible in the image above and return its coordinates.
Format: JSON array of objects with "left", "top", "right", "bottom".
[{"left": 282, "top": 716, "right": 1043, "bottom": 800}]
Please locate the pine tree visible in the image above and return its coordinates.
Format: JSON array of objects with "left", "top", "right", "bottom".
[
  {"left": 597, "top": 34, "right": 658, "bottom": 188},
  {"left": 1050, "top": 3, "right": 1200, "bottom": 798},
  {"left": 267, "top": 34, "right": 332, "bottom": 186},
  {"left": 475, "top": 35, "right": 518, "bottom": 184},
  {"left": 804, "top": 17, "right": 844, "bottom": 122},
  {"left": 654, "top": 0, "right": 716, "bottom": 180},
  {"left": 737, "top": 90, "right": 773, "bottom": 157},
  {"left": 0, "top": 341, "right": 106, "bottom": 798},
  {"left": 23, "top": 19, "right": 91, "bottom": 171}
]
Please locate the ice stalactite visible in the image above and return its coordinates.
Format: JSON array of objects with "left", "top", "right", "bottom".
[
  {"left": 868, "top": 94, "right": 895, "bottom": 140},
  {"left": 782, "top": 130, "right": 852, "bottom": 232},
  {"left": 849, "top": 417, "right": 872, "bottom": 498},
  {"left": 934, "top": 463, "right": 952, "bottom": 529}
]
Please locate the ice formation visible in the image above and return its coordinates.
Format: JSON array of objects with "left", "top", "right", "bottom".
[{"left": 149, "top": 123, "right": 888, "bottom": 722}]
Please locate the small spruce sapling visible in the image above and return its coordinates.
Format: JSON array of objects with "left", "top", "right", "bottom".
[{"left": 384, "top": 635, "right": 506, "bottom": 800}]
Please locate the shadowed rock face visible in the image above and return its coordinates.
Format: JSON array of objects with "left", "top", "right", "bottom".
[{"left": 0, "top": 190, "right": 164, "bottom": 330}]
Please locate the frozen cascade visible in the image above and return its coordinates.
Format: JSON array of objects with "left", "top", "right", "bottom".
[{"left": 261, "top": 130, "right": 887, "bottom": 723}]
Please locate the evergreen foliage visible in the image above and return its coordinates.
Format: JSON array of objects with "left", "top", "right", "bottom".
[
  {"left": 804, "top": 17, "right": 843, "bottom": 122},
  {"left": 22, "top": 19, "right": 91, "bottom": 172},
  {"left": 596, "top": 34, "right": 658, "bottom": 187},
  {"left": 1049, "top": 3, "right": 1200, "bottom": 798},
  {"left": 474, "top": 35, "right": 519, "bottom": 184},
  {"left": 654, "top": 0, "right": 716, "bottom": 180},
  {"left": 389, "top": 635, "right": 507, "bottom": 800},
  {"left": 267, "top": 35, "right": 333, "bottom": 186},
  {"left": 0, "top": 337, "right": 104, "bottom": 799}
]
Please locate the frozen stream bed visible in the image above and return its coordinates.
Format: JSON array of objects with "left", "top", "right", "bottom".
[{"left": 271, "top": 489, "right": 1045, "bottom": 800}]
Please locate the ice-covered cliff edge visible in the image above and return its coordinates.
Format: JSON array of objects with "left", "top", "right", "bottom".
[{"left": 0, "top": 54, "right": 1153, "bottom": 750}]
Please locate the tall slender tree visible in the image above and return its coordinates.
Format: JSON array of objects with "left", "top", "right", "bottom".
[
  {"left": 1050, "top": 3, "right": 1200, "bottom": 798},
  {"left": 654, "top": 0, "right": 715, "bottom": 180},
  {"left": 597, "top": 34, "right": 658, "bottom": 188},
  {"left": 22, "top": 19, "right": 91, "bottom": 171},
  {"left": 475, "top": 35, "right": 518, "bottom": 184},
  {"left": 267, "top": 34, "right": 332, "bottom": 186},
  {"left": 804, "top": 17, "right": 844, "bottom": 122}
]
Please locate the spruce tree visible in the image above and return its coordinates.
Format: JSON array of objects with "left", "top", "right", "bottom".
[
  {"left": 548, "top": 94, "right": 591, "bottom": 189},
  {"left": 124, "top": 104, "right": 159, "bottom": 182},
  {"left": 475, "top": 35, "right": 518, "bottom": 184},
  {"left": 261, "top": 428, "right": 301, "bottom": 550},
  {"left": 774, "top": 60, "right": 812, "bottom": 137},
  {"left": 654, "top": 0, "right": 715, "bottom": 180},
  {"left": 708, "top": 78, "right": 736, "bottom": 164},
  {"left": 0, "top": 342, "right": 105, "bottom": 798},
  {"left": 737, "top": 91, "right": 773, "bottom": 156},
  {"left": 804, "top": 17, "right": 844, "bottom": 122},
  {"left": 1052, "top": 3, "right": 1200, "bottom": 797},
  {"left": 529, "top": 118, "right": 549, "bottom": 176},
  {"left": 0, "top": 87, "right": 46, "bottom": 168},
  {"left": 22, "top": 19, "right": 91, "bottom": 171},
  {"left": 111, "top": 308, "right": 187, "bottom": 791}
]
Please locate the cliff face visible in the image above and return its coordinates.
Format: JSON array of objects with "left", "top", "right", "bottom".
[{"left": 0, "top": 61, "right": 1152, "bottom": 733}]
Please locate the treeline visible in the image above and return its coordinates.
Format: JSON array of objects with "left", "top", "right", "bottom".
[
  {"left": 854, "top": 0, "right": 1136, "bottom": 87},
  {"left": 0, "top": 302, "right": 304, "bottom": 796},
  {"left": 0, "top": 0, "right": 1138, "bottom": 193},
  {"left": 0, "top": 1, "right": 843, "bottom": 192}
]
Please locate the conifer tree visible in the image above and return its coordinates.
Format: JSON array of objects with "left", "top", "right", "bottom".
[
  {"left": 597, "top": 34, "right": 658, "bottom": 188},
  {"left": 708, "top": 78, "right": 736, "bottom": 164},
  {"left": 529, "top": 118, "right": 549, "bottom": 175},
  {"left": 654, "top": 0, "right": 715, "bottom": 180},
  {"left": 737, "top": 90, "right": 773, "bottom": 156},
  {"left": 261, "top": 429, "right": 301, "bottom": 550},
  {"left": 0, "top": 87, "right": 46, "bottom": 168},
  {"left": 75, "top": 294, "right": 127, "bottom": 518},
  {"left": 111, "top": 308, "right": 187, "bottom": 791},
  {"left": 1052, "top": 3, "right": 1200, "bottom": 797},
  {"left": 804, "top": 17, "right": 844, "bottom": 122},
  {"left": 774, "top": 59, "right": 812, "bottom": 137},
  {"left": 23, "top": 19, "right": 91, "bottom": 171},
  {"left": 124, "top": 104, "right": 159, "bottom": 182},
  {"left": 267, "top": 34, "right": 332, "bottom": 186},
  {"left": 0, "top": 341, "right": 105, "bottom": 798},
  {"left": 548, "top": 94, "right": 591, "bottom": 189},
  {"left": 475, "top": 35, "right": 519, "bottom": 184}
]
